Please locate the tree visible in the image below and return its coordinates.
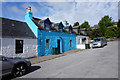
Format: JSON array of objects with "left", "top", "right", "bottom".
[
  {"left": 117, "top": 19, "right": 120, "bottom": 28},
  {"left": 98, "top": 15, "right": 114, "bottom": 36},
  {"left": 98, "top": 15, "right": 114, "bottom": 27},
  {"left": 73, "top": 22, "right": 79, "bottom": 27},
  {"left": 117, "top": 19, "right": 120, "bottom": 37},
  {"left": 80, "top": 21, "right": 90, "bottom": 29}
]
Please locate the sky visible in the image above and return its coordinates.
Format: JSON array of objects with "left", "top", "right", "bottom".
[{"left": 1, "top": 1, "right": 119, "bottom": 26}]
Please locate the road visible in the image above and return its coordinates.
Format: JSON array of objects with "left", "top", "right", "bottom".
[{"left": 20, "top": 41, "right": 118, "bottom": 78}]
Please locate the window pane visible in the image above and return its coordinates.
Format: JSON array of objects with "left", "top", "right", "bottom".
[
  {"left": 70, "top": 40, "right": 72, "bottom": 47},
  {"left": 60, "top": 29, "right": 62, "bottom": 32},
  {"left": 46, "top": 39, "right": 49, "bottom": 49},
  {"left": 16, "top": 40, "right": 23, "bottom": 54},
  {"left": 45, "top": 24, "right": 50, "bottom": 31}
]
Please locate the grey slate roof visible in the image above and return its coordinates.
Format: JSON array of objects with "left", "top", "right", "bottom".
[
  {"left": 0, "top": 17, "right": 37, "bottom": 39},
  {"left": 32, "top": 17, "right": 81, "bottom": 34},
  {"left": 32, "top": 17, "right": 65, "bottom": 32}
]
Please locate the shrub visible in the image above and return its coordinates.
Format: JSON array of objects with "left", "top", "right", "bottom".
[{"left": 105, "top": 26, "right": 119, "bottom": 38}]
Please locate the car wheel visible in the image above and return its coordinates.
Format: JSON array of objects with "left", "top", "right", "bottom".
[{"left": 13, "top": 64, "right": 27, "bottom": 77}]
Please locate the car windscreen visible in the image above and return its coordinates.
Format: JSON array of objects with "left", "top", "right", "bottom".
[{"left": 93, "top": 38, "right": 100, "bottom": 42}]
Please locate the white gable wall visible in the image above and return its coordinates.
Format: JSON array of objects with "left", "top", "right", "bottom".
[
  {"left": 76, "top": 36, "right": 89, "bottom": 49},
  {"left": 2, "top": 38, "right": 37, "bottom": 58}
]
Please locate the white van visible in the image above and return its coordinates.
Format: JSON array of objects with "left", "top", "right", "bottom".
[{"left": 92, "top": 37, "right": 107, "bottom": 48}]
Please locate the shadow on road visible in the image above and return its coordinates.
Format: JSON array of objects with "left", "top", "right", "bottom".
[
  {"left": 2, "top": 66, "right": 41, "bottom": 80},
  {"left": 30, "top": 66, "right": 41, "bottom": 73}
]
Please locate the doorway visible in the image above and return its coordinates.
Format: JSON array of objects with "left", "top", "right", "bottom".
[{"left": 57, "top": 40, "right": 60, "bottom": 54}]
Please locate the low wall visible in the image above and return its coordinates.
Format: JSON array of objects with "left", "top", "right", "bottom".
[{"left": 77, "top": 44, "right": 85, "bottom": 49}]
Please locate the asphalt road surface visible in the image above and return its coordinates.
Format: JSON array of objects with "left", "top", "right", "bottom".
[{"left": 20, "top": 40, "right": 118, "bottom": 78}]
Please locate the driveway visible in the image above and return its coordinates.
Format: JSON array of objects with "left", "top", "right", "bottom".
[{"left": 20, "top": 40, "right": 118, "bottom": 78}]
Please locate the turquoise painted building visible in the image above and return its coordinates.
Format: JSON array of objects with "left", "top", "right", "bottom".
[{"left": 25, "top": 7, "right": 77, "bottom": 56}]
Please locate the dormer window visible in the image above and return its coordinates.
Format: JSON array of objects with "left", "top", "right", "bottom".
[
  {"left": 58, "top": 26, "right": 63, "bottom": 32},
  {"left": 45, "top": 24, "right": 50, "bottom": 31},
  {"left": 58, "top": 22, "right": 64, "bottom": 32},
  {"left": 59, "top": 28, "right": 62, "bottom": 32},
  {"left": 78, "top": 26, "right": 81, "bottom": 34},
  {"left": 69, "top": 25, "right": 72, "bottom": 33},
  {"left": 44, "top": 18, "right": 52, "bottom": 31},
  {"left": 69, "top": 29, "right": 72, "bottom": 33}
]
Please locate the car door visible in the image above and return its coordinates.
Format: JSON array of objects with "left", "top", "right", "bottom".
[
  {"left": 0, "top": 56, "right": 2, "bottom": 76},
  {"left": 2, "top": 57, "right": 13, "bottom": 75}
]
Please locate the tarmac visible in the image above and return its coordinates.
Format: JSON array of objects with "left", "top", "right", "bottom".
[{"left": 29, "top": 49, "right": 84, "bottom": 65}]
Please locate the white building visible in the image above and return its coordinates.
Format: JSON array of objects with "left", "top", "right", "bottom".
[
  {"left": 1, "top": 17, "right": 37, "bottom": 58},
  {"left": 72, "top": 26, "right": 89, "bottom": 49},
  {"left": 76, "top": 36, "right": 89, "bottom": 49}
]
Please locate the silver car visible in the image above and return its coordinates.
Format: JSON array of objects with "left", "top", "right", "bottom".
[
  {"left": 0, "top": 55, "right": 31, "bottom": 77},
  {"left": 92, "top": 37, "right": 107, "bottom": 48}
]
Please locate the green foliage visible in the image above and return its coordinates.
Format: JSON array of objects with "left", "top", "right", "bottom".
[
  {"left": 87, "top": 28, "right": 103, "bottom": 39},
  {"left": 117, "top": 19, "right": 120, "bottom": 28},
  {"left": 80, "top": 21, "right": 90, "bottom": 29},
  {"left": 98, "top": 15, "right": 114, "bottom": 27},
  {"left": 98, "top": 15, "right": 114, "bottom": 36},
  {"left": 99, "top": 26, "right": 107, "bottom": 36},
  {"left": 87, "top": 15, "right": 119, "bottom": 39},
  {"left": 104, "top": 26, "right": 119, "bottom": 38},
  {"left": 73, "top": 22, "right": 79, "bottom": 27},
  {"left": 88, "top": 26, "right": 120, "bottom": 39},
  {"left": 87, "top": 28, "right": 92, "bottom": 31},
  {"left": 105, "top": 27, "right": 115, "bottom": 38}
]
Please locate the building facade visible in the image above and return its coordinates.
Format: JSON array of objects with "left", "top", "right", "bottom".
[
  {"left": 1, "top": 7, "right": 89, "bottom": 58},
  {"left": 72, "top": 26, "right": 89, "bottom": 49},
  {"left": 1, "top": 18, "right": 37, "bottom": 58},
  {"left": 25, "top": 7, "right": 77, "bottom": 56}
]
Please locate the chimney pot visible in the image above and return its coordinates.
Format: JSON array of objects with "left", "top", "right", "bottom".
[{"left": 26, "top": 6, "right": 31, "bottom": 13}]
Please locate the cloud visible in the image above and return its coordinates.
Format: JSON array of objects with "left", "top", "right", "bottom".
[
  {"left": 10, "top": 6, "right": 25, "bottom": 15},
  {"left": 0, "top": 2, "right": 2, "bottom": 17},
  {"left": 2, "top": 2, "right": 118, "bottom": 26},
  {"left": 118, "top": 2, "right": 120, "bottom": 19},
  {"left": 34, "top": 2, "right": 118, "bottom": 26},
  {"left": 1, "top": 0, "right": 119, "bottom": 2}
]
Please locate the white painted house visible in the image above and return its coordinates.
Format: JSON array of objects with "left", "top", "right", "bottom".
[
  {"left": 76, "top": 36, "right": 89, "bottom": 49},
  {"left": 72, "top": 26, "right": 89, "bottom": 49},
  {"left": 1, "top": 17, "right": 37, "bottom": 58}
]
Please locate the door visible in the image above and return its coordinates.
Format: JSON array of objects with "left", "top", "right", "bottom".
[
  {"left": 2, "top": 57, "right": 12, "bottom": 75},
  {"left": 57, "top": 40, "right": 60, "bottom": 54}
]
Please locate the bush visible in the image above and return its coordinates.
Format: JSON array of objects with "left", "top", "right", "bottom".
[
  {"left": 87, "top": 26, "right": 120, "bottom": 39},
  {"left": 105, "top": 26, "right": 119, "bottom": 38},
  {"left": 87, "top": 28, "right": 103, "bottom": 39}
]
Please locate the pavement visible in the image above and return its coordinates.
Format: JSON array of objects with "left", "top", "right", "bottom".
[
  {"left": 19, "top": 40, "right": 118, "bottom": 78},
  {"left": 29, "top": 49, "right": 84, "bottom": 65}
]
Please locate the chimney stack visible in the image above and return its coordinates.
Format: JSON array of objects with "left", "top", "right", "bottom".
[
  {"left": 62, "top": 20, "right": 69, "bottom": 27},
  {"left": 26, "top": 6, "right": 31, "bottom": 13}
]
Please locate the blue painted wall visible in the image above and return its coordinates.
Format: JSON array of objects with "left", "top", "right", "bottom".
[
  {"left": 25, "top": 12, "right": 38, "bottom": 37},
  {"left": 25, "top": 11, "right": 77, "bottom": 57},
  {"left": 38, "top": 29, "right": 76, "bottom": 56}
]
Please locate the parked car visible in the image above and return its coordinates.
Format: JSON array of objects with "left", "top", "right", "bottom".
[
  {"left": 92, "top": 37, "right": 107, "bottom": 48},
  {"left": 0, "top": 55, "right": 31, "bottom": 77}
]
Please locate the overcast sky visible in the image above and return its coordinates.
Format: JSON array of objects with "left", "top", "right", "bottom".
[{"left": 1, "top": 1, "right": 119, "bottom": 26}]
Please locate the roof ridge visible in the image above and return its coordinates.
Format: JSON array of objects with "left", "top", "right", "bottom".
[{"left": 0, "top": 17, "right": 25, "bottom": 23}]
